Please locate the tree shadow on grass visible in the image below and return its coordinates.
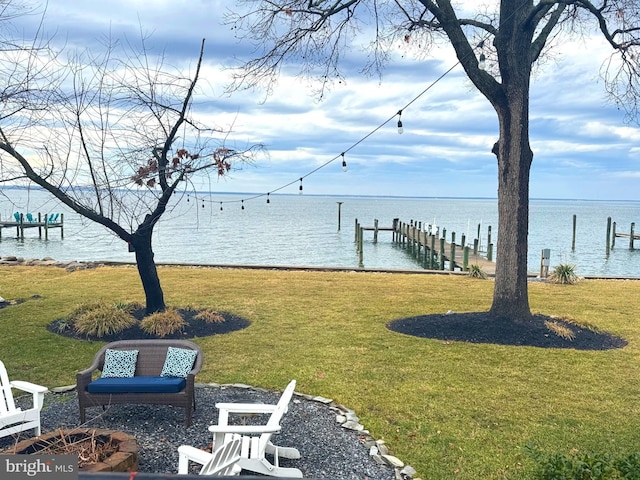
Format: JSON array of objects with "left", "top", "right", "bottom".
[{"left": 387, "top": 312, "right": 627, "bottom": 350}]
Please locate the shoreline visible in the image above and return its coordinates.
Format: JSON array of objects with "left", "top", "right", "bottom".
[{"left": 1, "top": 255, "right": 639, "bottom": 281}]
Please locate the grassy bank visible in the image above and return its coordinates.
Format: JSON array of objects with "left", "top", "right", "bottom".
[{"left": 1, "top": 265, "right": 639, "bottom": 479}]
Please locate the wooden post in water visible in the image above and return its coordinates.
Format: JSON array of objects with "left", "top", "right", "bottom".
[
  {"left": 612, "top": 222, "right": 616, "bottom": 249},
  {"left": 37, "top": 213, "right": 43, "bottom": 238},
  {"left": 373, "top": 219, "right": 379, "bottom": 244},
  {"left": 442, "top": 227, "right": 446, "bottom": 242},
  {"left": 572, "top": 214, "right": 576, "bottom": 251},
  {"left": 463, "top": 246, "right": 469, "bottom": 271},
  {"left": 606, "top": 217, "right": 611, "bottom": 256},
  {"left": 337, "top": 202, "right": 343, "bottom": 231},
  {"left": 439, "top": 237, "right": 445, "bottom": 270},
  {"left": 487, "top": 226, "right": 492, "bottom": 251},
  {"left": 630, "top": 222, "right": 635, "bottom": 250},
  {"left": 354, "top": 218, "right": 359, "bottom": 243},
  {"left": 449, "top": 232, "right": 456, "bottom": 271},
  {"left": 60, "top": 214, "right": 64, "bottom": 239},
  {"left": 487, "top": 243, "right": 493, "bottom": 262},
  {"left": 429, "top": 235, "right": 436, "bottom": 269},
  {"left": 473, "top": 238, "right": 479, "bottom": 255},
  {"left": 358, "top": 226, "right": 364, "bottom": 267}
]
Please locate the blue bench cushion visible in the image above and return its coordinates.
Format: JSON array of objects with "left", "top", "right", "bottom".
[{"left": 87, "top": 376, "right": 186, "bottom": 394}]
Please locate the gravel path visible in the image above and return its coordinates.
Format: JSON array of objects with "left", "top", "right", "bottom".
[{"left": 0, "top": 384, "right": 396, "bottom": 479}]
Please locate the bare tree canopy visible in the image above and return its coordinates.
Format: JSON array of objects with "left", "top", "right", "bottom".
[
  {"left": 0, "top": 4, "right": 262, "bottom": 313},
  {"left": 225, "top": 0, "right": 640, "bottom": 321}
]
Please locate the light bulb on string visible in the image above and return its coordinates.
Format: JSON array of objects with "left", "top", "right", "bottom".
[
  {"left": 202, "top": 200, "right": 205, "bottom": 208},
  {"left": 241, "top": 200, "right": 245, "bottom": 210},
  {"left": 341, "top": 153, "right": 347, "bottom": 172},
  {"left": 219, "top": 202, "right": 223, "bottom": 211},
  {"left": 478, "top": 53, "right": 486, "bottom": 70},
  {"left": 299, "top": 178, "right": 303, "bottom": 195},
  {"left": 266, "top": 193, "right": 270, "bottom": 204},
  {"left": 397, "top": 110, "right": 404, "bottom": 134}
]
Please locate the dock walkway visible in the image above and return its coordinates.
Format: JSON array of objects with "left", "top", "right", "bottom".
[
  {"left": 0, "top": 212, "right": 64, "bottom": 239},
  {"left": 356, "top": 218, "right": 496, "bottom": 274}
]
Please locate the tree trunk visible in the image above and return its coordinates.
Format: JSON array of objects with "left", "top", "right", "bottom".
[
  {"left": 132, "top": 230, "right": 165, "bottom": 314},
  {"left": 489, "top": 87, "right": 533, "bottom": 320}
]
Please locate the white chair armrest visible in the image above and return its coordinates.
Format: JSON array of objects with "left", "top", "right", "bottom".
[
  {"left": 208, "top": 424, "right": 281, "bottom": 435},
  {"left": 10, "top": 380, "right": 48, "bottom": 395},
  {"left": 215, "top": 402, "right": 277, "bottom": 415},
  {"left": 177, "top": 445, "right": 212, "bottom": 474}
]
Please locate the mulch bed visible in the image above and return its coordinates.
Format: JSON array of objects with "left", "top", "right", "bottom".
[
  {"left": 47, "top": 308, "right": 250, "bottom": 342},
  {"left": 387, "top": 312, "right": 627, "bottom": 350}
]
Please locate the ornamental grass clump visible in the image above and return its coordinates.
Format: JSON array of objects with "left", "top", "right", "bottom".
[
  {"left": 468, "top": 264, "right": 488, "bottom": 279},
  {"left": 194, "top": 308, "right": 226, "bottom": 323},
  {"left": 73, "top": 302, "right": 137, "bottom": 337},
  {"left": 140, "top": 308, "right": 186, "bottom": 337},
  {"left": 544, "top": 320, "right": 576, "bottom": 341},
  {"left": 548, "top": 264, "right": 579, "bottom": 285}
]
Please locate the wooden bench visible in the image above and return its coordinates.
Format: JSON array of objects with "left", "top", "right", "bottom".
[{"left": 76, "top": 339, "right": 203, "bottom": 426}]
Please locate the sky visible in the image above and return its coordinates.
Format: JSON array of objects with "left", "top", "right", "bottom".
[{"left": 8, "top": 0, "right": 640, "bottom": 201}]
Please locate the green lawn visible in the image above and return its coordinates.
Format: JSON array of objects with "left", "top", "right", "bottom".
[{"left": 1, "top": 265, "right": 639, "bottom": 479}]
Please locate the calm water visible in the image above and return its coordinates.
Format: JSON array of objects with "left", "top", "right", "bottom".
[{"left": 1, "top": 188, "right": 639, "bottom": 277}]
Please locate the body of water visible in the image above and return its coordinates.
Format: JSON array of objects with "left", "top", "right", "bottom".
[{"left": 1, "top": 188, "right": 638, "bottom": 277}]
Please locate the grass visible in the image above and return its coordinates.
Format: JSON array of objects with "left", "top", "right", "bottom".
[{"left": 1, "top": 265, "right": 639, "bottom": 479}]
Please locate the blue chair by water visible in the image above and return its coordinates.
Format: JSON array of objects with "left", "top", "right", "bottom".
[
  {"left": 26, "top": 213, "right": 35, "bottom": 222},
  {"left": 53, "top": 213, "right": 59, "bottom": 222},
  {"left": 48, "top": 213, "right": 59, "bottom": 223},
  {"left": 13, "top": 212, "right": 20, "bottom": 222}
]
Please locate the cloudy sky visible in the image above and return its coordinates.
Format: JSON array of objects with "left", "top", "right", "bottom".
[{"left": 12, "top": 0, "right": 640, "bottom": 201}]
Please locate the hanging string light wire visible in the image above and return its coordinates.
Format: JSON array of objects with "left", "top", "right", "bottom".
[{"left": 212, "top": 33, "right": 495, "bottom": 208}]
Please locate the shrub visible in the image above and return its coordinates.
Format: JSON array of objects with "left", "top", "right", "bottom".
[
  {"left": 194, "top": 309, "right": 226, "bottom": 323},
  {"left": 526, "top": 444, "right": 640, "bottom": 479},
  {"left": 468, "top": 264, "right": 488, "bottom": 279},
  {"left": 548, "top": 263, "right": 579, "bottom": 285},
  {"left": 73, "top": 303, "right": 137, "bottom": 337},
  {"left": 140, "top": 308, "right": 186, "bottom": 337}
]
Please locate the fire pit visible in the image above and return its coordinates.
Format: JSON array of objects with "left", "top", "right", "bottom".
[{"left": 4, "top": 428, "right": 138, "bottom": 472}]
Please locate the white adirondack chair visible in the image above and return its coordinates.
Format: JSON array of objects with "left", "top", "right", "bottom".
[
  {"left": 178, "top": 435, "right": 242, "bottom": 476},
  {"left": 0, "top": 360, "right": 48, "bottom": 439},
  {"left": 206, "top": 379, "right": 302, "bottom": 478}
]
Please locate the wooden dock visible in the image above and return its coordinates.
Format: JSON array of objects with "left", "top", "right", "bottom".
[
  {"left": 355, "top": 218, "right": 496, "bottom": 274},
  {"left": 0, "top": 212, "right": 64, "bottom": 239}
]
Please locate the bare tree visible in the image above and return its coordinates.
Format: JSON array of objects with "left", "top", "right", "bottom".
[
  {"left": 226, "top": 0, "right": 640, "bottom": 321},
  {"left": 0, "top": 13, "right": 261, "bottom": 313}
]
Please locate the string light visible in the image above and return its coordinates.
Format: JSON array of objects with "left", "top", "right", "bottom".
[
  {"left": 241, "top": 199, "right": 245, "bottom": 210},
  {"left": 299, "top": 178, "right": 303, "bottom": 195},
  {"left": 397, "top": 110, "right": 404, "bottom": 134},
  {"left": 477, "top": 39, "right": 486, "bottom": 70},
  {"left": 219, "top": 202, "right": 223, "bottom": 211},
  {"left": 266, "top": 192, "right": 270, "bottom": 204},
  {"left": 341, "top": 153, "right": 347, "bottom": 172}
]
